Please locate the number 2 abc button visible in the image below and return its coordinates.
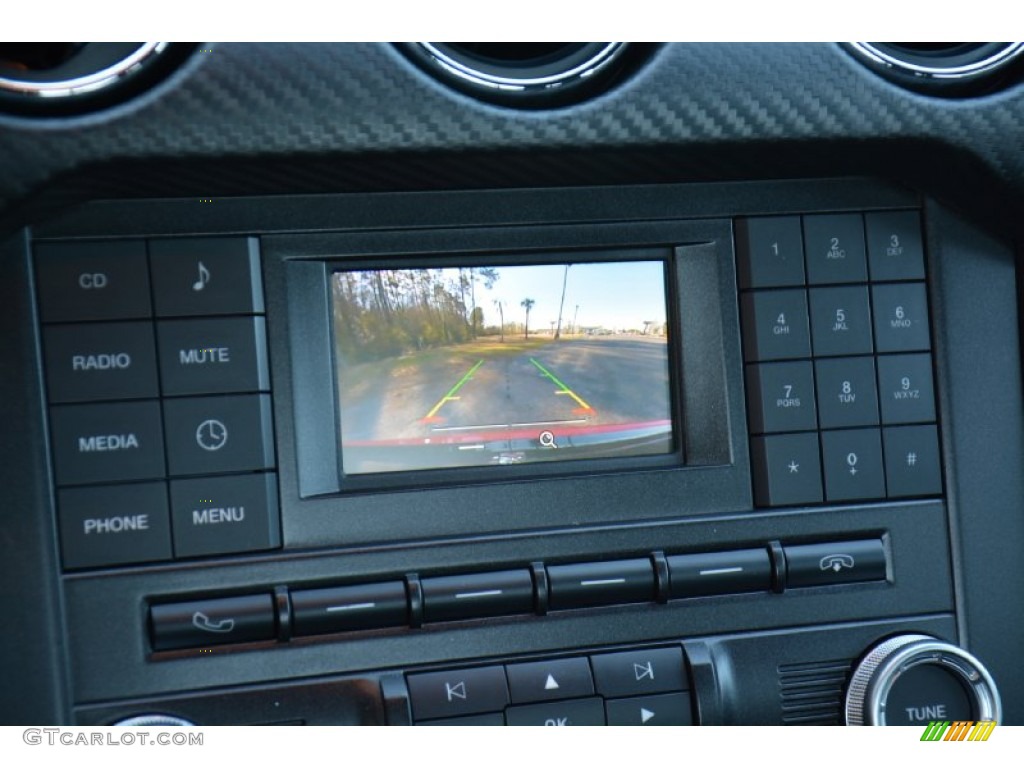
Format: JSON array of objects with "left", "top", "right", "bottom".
[{"left": 162, "top": 395, "right": 275, "bottom": 476}]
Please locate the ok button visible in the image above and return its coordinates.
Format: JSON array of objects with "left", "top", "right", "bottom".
[{"left": 163, "top": 395, "right": 275, "bottom": 477}]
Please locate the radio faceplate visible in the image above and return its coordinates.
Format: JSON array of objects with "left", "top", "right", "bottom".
[{"left": 22, "top": 178, "right": 1018, "bottom": 721}]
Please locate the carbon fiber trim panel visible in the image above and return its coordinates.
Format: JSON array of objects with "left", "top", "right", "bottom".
[{"left": 0, "top": 42, "right": 1022, "bottom": 232}]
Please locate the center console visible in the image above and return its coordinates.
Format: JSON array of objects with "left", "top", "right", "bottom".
[{"left": 11, "top": 178, "right": 1020, "bottom": 725}]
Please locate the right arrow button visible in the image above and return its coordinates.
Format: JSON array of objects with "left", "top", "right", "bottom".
[{"left": 606, "top": 693, "right": 694, "bottom": 726}]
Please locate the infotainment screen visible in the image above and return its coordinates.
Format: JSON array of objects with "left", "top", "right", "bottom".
[{"left": 331, "top": 258, "right": 673, "bottom": 474}]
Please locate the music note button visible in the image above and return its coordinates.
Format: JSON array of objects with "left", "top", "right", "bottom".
[
  {"left": 150, "top": 238, "right": 263, "bottom": 317},
  {"left": 192, "top": 261, "right": 211, "bottom": 292}
]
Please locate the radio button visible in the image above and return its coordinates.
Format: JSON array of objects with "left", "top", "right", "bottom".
[
  {"left": 751, "top": 432, "right": 823, "bottom": 507},
  {"left": 746, "top": 361, "right": 817, "bottom": 434},
  {"left": 814, "top": 356, "right": 879, "bottom": 429},
  {"left": 876, "top": 353, "right": 936, "bottom": 425},
  {"left": 407, "top": 665, "right": 509, "bottom": 721},
  {"left": 590, "top": 647, "right": 686, "bottom": 697},
  {"left": 150, "top": 594, "right": 275, "bottom": 651},
  {"left": 169, "top": 473, "right": 280, "bottom": 558},
  {"left": 422, "top": 570, "right": 534, "bottom": 623},
  {"left": 803, "top": 213, "right": 868, "bottom": 285},
  {"left": 866, "top": 211, "right": 925, "bottom": 282},
  {"left": 506, "top": 697, "right": 605, "bottom": 726},
  {"left": 884, "top": 425, "right": 942, "bottom": 498},
  {"left": 36, "top": 240, "right": 152, "bottom": 323},
  {"left": 735, "top": 216, "right": 805, "bottom": 289},
  {"left": 872, "top": 282, "right": 931, "bottom": 353},
  {"left": 58, "top": 482, "right": 171, "bottom": 569},
  {"left": 506, "top": 657, "right": 594, "bottom": 704},
  {"left": 667, "top": 549, "right": 771, "bottom": 598},
  {"left": 50, "top": 401, "right": 166, "bottom": 486},
  {"left": 821, "top": 428, "right": 886, "bottom": 502},
  {"left": 156, "top": 316, "right": 270, "bottom": 396},
  {"left": 150, "top": 237, "right": 263, "bottom": 318},
  {"left": 547, "top": 559, "right": 655, "bottom": 610},
  {"left": 740, "top": 289, "right": 811, "bottom": 362},
  {"left": 784, "top": 539, "right": 886, "bottom": 588},
  {"left": 44, "top": 322, "right": 159, "bottom": 403},
  {"left": 162, "top": 394, "right": 275, "bottom": 477},
  {"left": 808, "top": 285, "right": 873, "bottom": 358},
  {"left": 292, "top": 582, "right": 408, "bottom": 636}
]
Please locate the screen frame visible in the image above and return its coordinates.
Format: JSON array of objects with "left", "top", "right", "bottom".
[{"left": 326, "top": 248, "right": 684, "bottom": 490}]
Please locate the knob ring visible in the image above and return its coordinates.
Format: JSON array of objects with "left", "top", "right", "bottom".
[{"left": 846, "top": 635, "right": 1002, "bottom": 726}]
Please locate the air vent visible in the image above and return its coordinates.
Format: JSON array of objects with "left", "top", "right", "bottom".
[
  {"left": 401, "top": 42, "right": 645, "bottom": 108},
  {"left": 0, "top": 42, "right": 191, "bottom": 116},
  {"left": 846, "top": 42, "right": 1024, "bottom": 95}
]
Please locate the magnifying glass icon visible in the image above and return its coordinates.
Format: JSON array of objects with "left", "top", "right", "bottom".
[{"left": 539, "top": 430, "right": 557, "bottom": 449}]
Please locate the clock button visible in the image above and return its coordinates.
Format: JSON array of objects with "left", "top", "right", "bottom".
[{"left": 162, "top": 395, "right": 275, "bottom": 477}]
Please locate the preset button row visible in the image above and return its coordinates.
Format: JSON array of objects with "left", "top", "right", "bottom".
[{"left": 146, "top": 538, "right": 887, "bottom": 650}]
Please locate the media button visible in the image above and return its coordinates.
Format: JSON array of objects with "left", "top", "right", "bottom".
[
  {"left": 162, "top": 394, "right": 275, "bottom": 476},
  {"left": 36, "top": 240, "right": 152, "bottom": 322},
  {"left": 58, "top": 482, "right": 172, "bottom": 569},
  {"left": 150, "top": 237, "right": 263, "bottom": 317},
  {"left": 157, "top": 316, "right": 270, "bottom": 396},
  {"left": 44, "top": 322, "right": 159, "bottom": 403},
  {"left": 50, "top": 401, "right": 166, "bottom": 486},
  {"left": 169, "top": 473, "right": 280, "bottom": 558}
]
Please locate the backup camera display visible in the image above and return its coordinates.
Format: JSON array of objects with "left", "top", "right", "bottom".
[{"left": 332, "top": 259, "right": 673, "bottom": 474}]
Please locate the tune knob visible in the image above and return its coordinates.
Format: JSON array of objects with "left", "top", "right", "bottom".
[
  {"left": 112, "top": 714, "right": 195, "bottom": 726},
  {"left": 845, "top": 634, "right": 1001, "bottom": 726}
]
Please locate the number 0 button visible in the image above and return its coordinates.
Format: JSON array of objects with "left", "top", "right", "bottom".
[{"left": 821, "top": 429, "right": 885, "bottom": 502}]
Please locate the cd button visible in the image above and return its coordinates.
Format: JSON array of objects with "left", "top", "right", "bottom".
[
  {"left": 156, "top": 316, "right": 270, "bottom": 396},
  {"left": 35, "top": 240, "right": 152, "bottom": 322}
]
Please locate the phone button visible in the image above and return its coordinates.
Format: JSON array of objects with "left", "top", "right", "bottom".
[
  {"left": 150, "top": 594, "right": 275, "bottom": 651},
  {"left": 784, "top": 540, "right": 887, "bottom": 589}
]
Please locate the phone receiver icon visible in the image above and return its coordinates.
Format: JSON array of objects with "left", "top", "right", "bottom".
[
  {"left": 192, "top": 261, "right": 210, "bottom": 292},
  {"left": 192, "top": 611, "right": 235, "bottom": 634},
  {"left": 819, "top": 554, "right": 856, "bottom": 573}
]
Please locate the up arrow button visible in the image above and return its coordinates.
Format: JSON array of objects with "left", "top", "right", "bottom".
[{"left": 506, "top": 658, "right": 594, "bottom": 703}]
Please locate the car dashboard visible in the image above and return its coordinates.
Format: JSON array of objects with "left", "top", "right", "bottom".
[{"left": 1, "top": 42, "right": 1023, "bottom": 727}]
